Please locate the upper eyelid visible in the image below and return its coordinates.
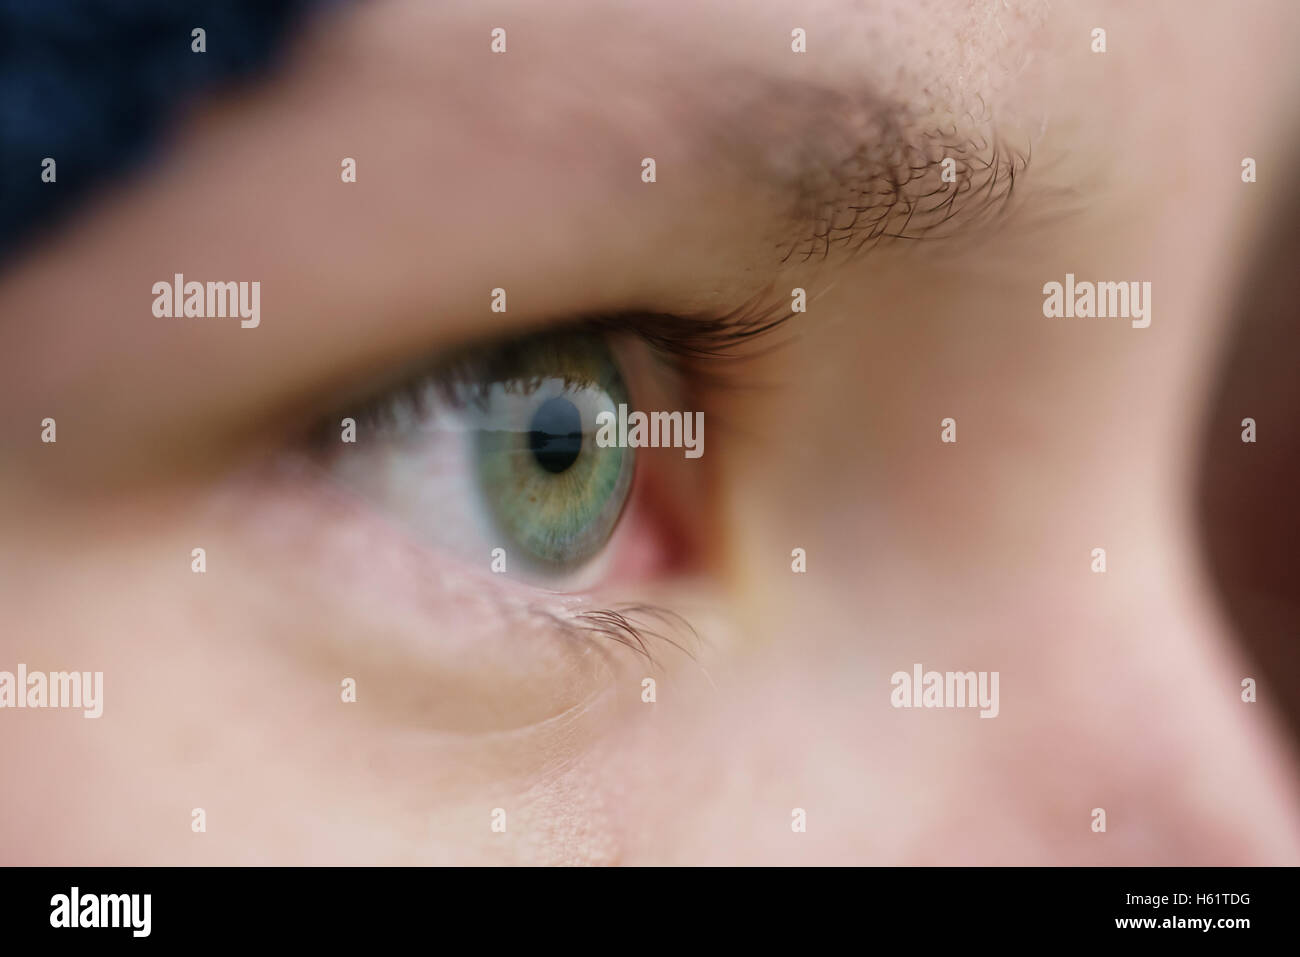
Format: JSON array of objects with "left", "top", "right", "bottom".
[
  {"left": 587, "top": 291, "right": 798, "bottom": 360},
  {"left": 316, "top": 295, "right": 800, "bottom": 442}
]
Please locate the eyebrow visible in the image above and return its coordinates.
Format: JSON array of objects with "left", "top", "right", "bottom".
[{"left": 671, "top": 72, "right": 1031, "bottom": 265}]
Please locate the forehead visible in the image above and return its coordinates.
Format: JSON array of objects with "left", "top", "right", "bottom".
[{"left": 310, "top": 0, "right": 1040, "bottom": 246}]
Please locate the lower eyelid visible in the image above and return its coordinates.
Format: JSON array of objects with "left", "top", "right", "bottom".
[{"left": 205, "top": 456, "right": 625, "bottom": 735}]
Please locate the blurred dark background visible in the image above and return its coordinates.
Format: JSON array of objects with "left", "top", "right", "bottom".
[{"left": 1197, "top": 158, "right": 1300, "bottom": 750}]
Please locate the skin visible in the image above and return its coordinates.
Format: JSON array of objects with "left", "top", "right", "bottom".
[{"left": 1, "top": 0, "right": 1298, "bottom": 864}]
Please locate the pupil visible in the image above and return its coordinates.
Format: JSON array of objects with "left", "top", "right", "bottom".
[{"left": 528, "top": 396, "right": 583, "bottom": 473}]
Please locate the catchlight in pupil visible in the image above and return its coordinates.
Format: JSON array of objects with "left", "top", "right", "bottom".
[{"left": 529, "top": 396, "right": 583, "bottom": 474}]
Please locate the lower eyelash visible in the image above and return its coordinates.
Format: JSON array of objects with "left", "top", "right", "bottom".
[{"left": 540, "top": 602, "right": 703, "bottom": 670}]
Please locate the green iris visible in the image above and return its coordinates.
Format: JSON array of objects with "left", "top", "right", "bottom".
[{"left": 464, "top": 332, "right": 633, "bottom": 574}]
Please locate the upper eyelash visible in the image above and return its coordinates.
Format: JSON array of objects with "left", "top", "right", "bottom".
[
  {"left": 328, "top": 288, "right": 799, "bottom": 438},
  {"left": 589, "top": 288, "right": 797, "bottom": 361}
]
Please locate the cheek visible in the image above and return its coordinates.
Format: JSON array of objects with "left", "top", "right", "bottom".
[
  {"left": 198, "top": 461, "right": 623, "bottom": 733},
  {"left": 1, "top": 483, "right": 645, "bottom": 863}
]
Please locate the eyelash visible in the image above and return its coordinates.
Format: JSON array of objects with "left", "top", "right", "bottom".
[
  {"left": 592, "top": 290, "right": 798, "bottom": 361},
  {"left": 543, "top": 604, "right": 703, "bottom": 668}
]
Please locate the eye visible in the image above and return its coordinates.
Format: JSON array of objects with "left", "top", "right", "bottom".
[
  {"left": 314, "top": 328, "right": 649, "bottom": 587},
  {"left": 470, "top": 332, "right": 633, "bottom": 573}
]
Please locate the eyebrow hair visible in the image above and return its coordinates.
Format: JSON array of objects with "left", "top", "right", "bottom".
[{"left": 690, "top": 75, "right": 1032, "bottom": 265}]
